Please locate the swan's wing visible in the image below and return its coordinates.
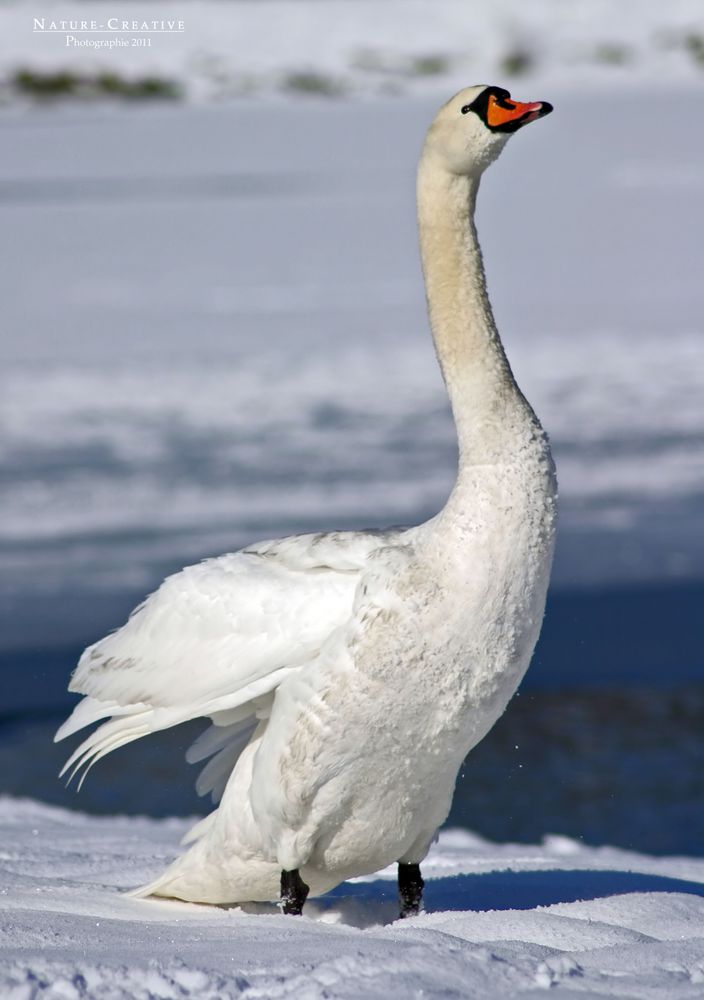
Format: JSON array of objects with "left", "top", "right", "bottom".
[
  {"left": 186, "top": 710, "right": 260, "bottom": 804},
  {"left": 244, "top": 528, "right": 403, "bottom": 571},
  {"left": 55, "top": 529, "right": 403, "bottom": 789}
]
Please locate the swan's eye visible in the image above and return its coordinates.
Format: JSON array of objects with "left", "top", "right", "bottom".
[{"left": 460, "top": 105, "right": 471, "bottom": 115}]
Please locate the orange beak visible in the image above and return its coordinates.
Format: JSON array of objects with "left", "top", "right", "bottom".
[{"left": 486, "top": 94, "right": 547, "bottom": 129}]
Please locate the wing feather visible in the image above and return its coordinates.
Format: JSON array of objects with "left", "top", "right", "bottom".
[
  {"left": 55, "top": 529, "right": 403, "bottom": 791},
  {"left": 194, "top": 725, "right": 257, "bottom": 801}
]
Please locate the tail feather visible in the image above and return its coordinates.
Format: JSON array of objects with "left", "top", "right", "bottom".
[
  {"left": 126, "top": 873, "right": 176, "bottom": 900},
  {"left": 180, "top": 811, "right": 217, "bottom": 847}
]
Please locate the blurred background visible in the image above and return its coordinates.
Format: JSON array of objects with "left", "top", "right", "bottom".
[{"left": 1, "top": 0, "right": 703, "bottom": 855}]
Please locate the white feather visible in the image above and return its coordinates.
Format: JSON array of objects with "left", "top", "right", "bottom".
[
  {"left": 56, "top": 88, "right": 558, "bottom": 909},
  {"left": 57, "top": 530, "right": 396, "bottom": 790}
]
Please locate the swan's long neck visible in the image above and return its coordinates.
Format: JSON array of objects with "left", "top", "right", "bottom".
[{"left": 417, "top": 156, "right": 535, "bottom": 467}]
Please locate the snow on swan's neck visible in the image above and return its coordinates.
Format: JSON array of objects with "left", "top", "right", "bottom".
[{"left": 417, "top": 157, "right": 538, "bottom": 468}]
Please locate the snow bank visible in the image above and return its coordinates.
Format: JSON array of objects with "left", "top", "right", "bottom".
[
  {"left": 2, "top": 0, "right": 704, "bottom": 104},
  {"left": 2, "top": 798, "right": 704, "bottom": 997}
]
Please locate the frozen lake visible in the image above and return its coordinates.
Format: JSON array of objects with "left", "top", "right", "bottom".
[
  {"left": 1, "top": 90, "right": 703, "bottom": 847},
  {"left": 2, "top": 91, "right": 703, "bottom": 606}
]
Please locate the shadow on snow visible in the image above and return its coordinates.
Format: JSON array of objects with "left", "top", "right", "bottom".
[{"left": 285, "top": 868, "right": 704, "bottom": 927}]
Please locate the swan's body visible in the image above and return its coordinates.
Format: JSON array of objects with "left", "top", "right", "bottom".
[{"left": 57, "top": 86, "right": 557, "bottom": 910}]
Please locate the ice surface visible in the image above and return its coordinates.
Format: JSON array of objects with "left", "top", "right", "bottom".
[
  {"left": 2, "top": 797, "right": 704, "bottom": 997},
  {"left": 1, "top": 88, "right": 703, "bottom": 619}
]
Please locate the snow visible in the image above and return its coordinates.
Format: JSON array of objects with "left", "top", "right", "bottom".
[
  {"left": 2, "top": 798, "right": 704, "bottom": 998},
  {"left": 3, "top": 0, "right": 704, "bottom": 102},
  {"left": 2, "top": 87, "right": 704, "bottom": 618}
]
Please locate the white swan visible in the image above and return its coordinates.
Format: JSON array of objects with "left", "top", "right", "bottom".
[{"left": 56, "top": 85, "right": 557, "bottom": 918}]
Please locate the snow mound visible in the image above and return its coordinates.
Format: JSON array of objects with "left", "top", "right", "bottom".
[{"left": 2, "top": 798, "right": 704, "bottom": 997}]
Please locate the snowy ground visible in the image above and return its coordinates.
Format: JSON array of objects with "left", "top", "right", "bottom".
[
  {"left": 3, "top": 798, "right": 704, "bottom": 998},
  {"left": 2, "top": 0, "right": 704, "bottom": 102}
]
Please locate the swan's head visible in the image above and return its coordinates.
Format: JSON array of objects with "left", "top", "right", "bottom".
[{"left": 424, "top": 85, "right": 553, "bottom": 176}]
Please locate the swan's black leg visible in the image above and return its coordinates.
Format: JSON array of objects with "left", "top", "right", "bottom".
[
  {"left": 280, "top": 869, "right": 309, "bottom": 915},
  {"left": 398, "top": 862, "right": 425, "bottom": 918}
]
